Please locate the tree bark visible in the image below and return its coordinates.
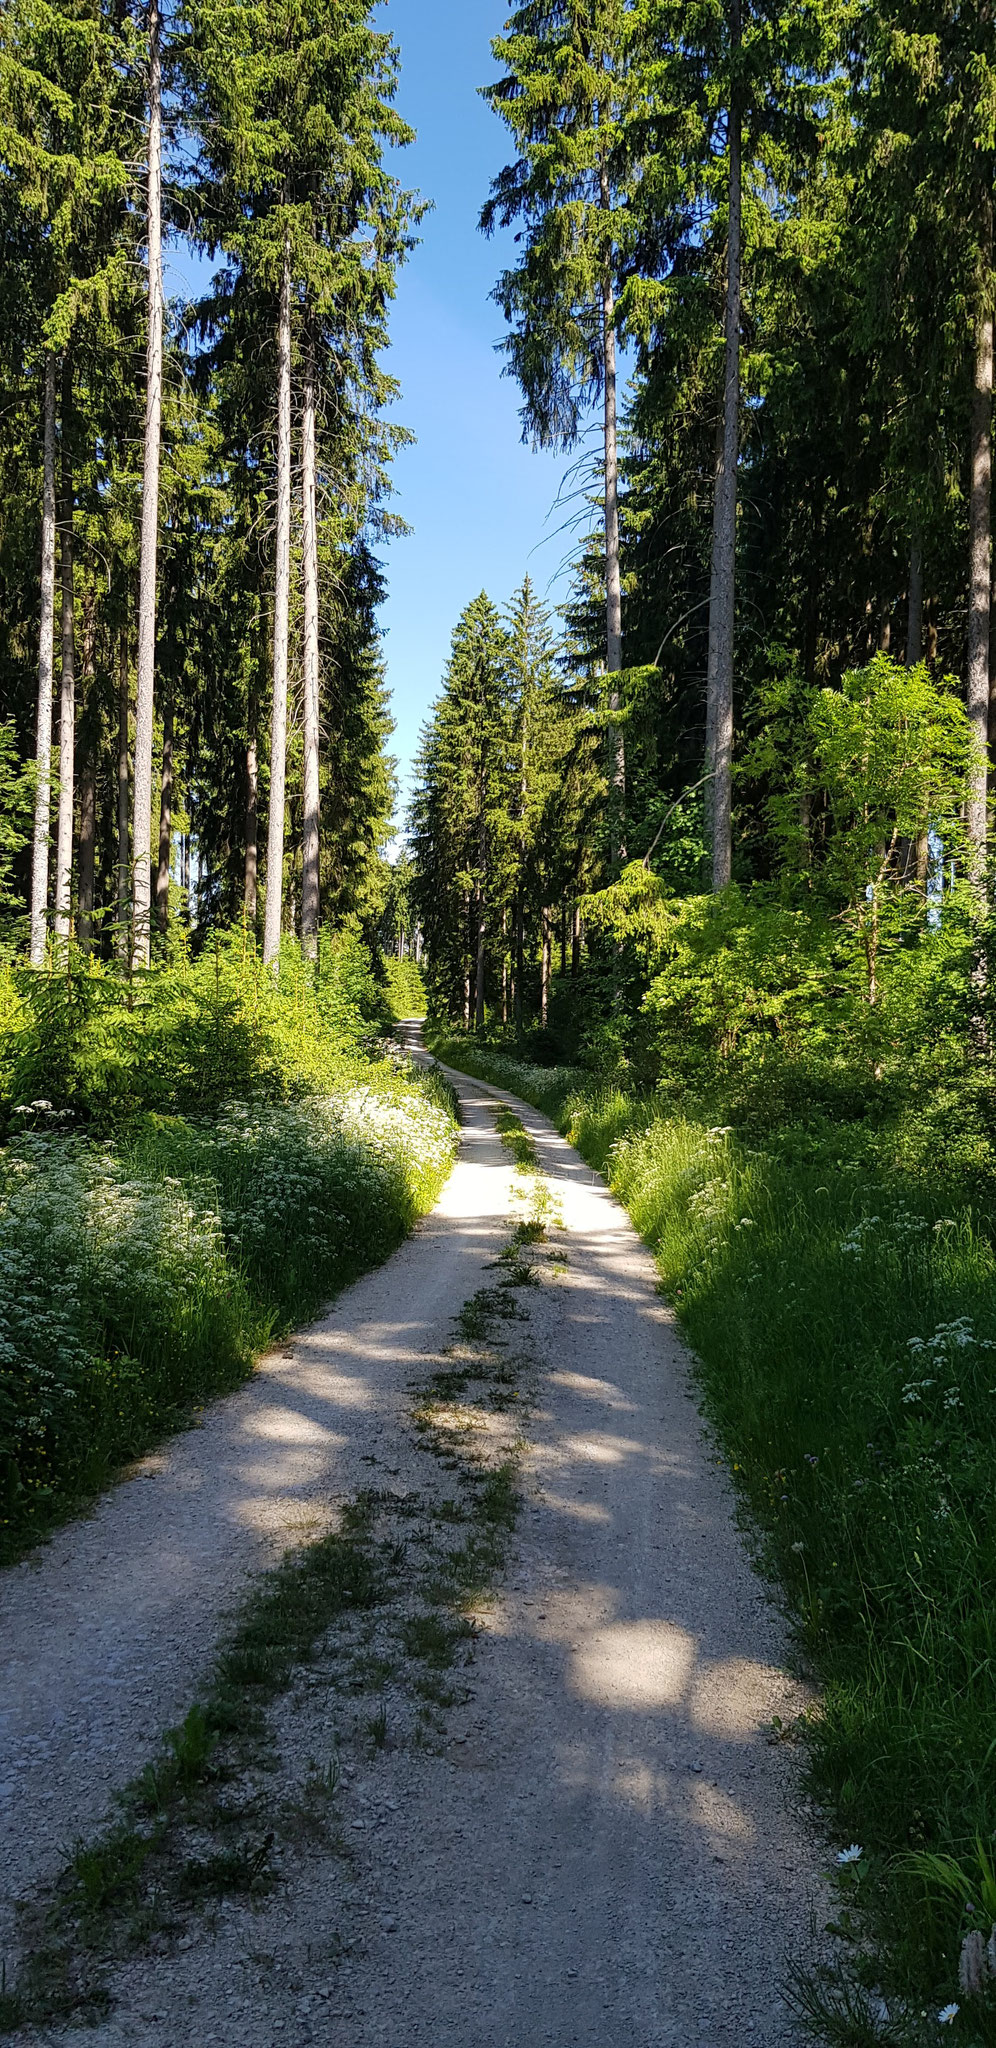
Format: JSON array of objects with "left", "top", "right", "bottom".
[
  {"left": 601, "top": 169, "right": 626, "bottom": 865},
  {"left": 30, "top": 353, "right": 57, "bottom": 967},
  {"left": 541, "top": 907, "right": 552, "bottom": 1028},
  {"left": 967, "top": 211, "right": 994, "bottom": 862},
  {"left": 301, "top": 321, "right": 321, "bottom": 956},
  {"left": 116, "top": 628, "right": 131, "bottom": 962},
  {"left": 132, "top": 0, "right": 164, "bottom": 969},
  {"left": 54, "top": 362, "right": 76, "bottom": 950},
  {"left": 906, "top": 538, "right": 923, "bottom": 665},
  {"left": 263, "top": 248, "right": 293, "bottom": 969},
  {"left": 76, "top": 596, "right": 97, "bottom": 953},
  {"left": 475, "top": 891, "right": 486, "bottom": 1031},
  {"left": 514, "top": 888, "right": 524, "bottom": 1036},
  {"left": 705, "top": 0, "right": 742, "bottom": 893},
  {"left": 462, "top": 890, "right": 471, "bottom": 1028},
  {"left": 156, "top": 699, "right": 173, "bottom": 933},
  {"left": 77, "top": 745, "right": 96, "bottom": 955},
  {"left": 245, "top": 682, "right": 259, "bottom": 924},
  {"left": 572, "top": 903, "right": 582, "bottom": 977}
]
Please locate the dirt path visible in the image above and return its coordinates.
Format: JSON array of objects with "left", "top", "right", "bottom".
[{"left": 1, "top": 1034, "right": 824, "bottom": 2042}]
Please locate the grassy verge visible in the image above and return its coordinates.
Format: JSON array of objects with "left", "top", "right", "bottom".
[
  {"left": 0, "top": 1174, "right": 546, "bottom": 2035},
  {"left": 0, "top": 1055, "right": 458, "bottom": 1562},
  {"left": 430, "top": 1028, "right": 996, "bottom": 2048}
]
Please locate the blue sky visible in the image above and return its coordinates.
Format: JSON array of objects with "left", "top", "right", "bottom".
[{"left": 376, "top": 0, "right": 587, "bottom": 820}]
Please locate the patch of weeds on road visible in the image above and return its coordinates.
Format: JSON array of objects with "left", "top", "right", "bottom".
[
  {"left": 1, "top": 1152, "right": 551, "bottom": 2039},
  {"left": 494, "top": 1103, "right": 539, "bottom": 1173},
  {"left": 3, "top": 1523, "right": 387, "bottom": 2030}
]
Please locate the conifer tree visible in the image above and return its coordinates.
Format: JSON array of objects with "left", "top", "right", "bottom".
[{"left": 481, "top": 0, "right": 652, "bottom": 863}]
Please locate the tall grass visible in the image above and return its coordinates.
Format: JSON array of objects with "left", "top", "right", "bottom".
[
  {"left": 430, "top": 1029, "right": 996, "bottom": 2043},
  {"left": 0, "top": 946, "right": 458, "bottom": 1561}
]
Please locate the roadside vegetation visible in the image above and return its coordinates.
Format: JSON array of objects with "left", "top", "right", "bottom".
[
  {"left": 429, "top": 989, "right": 996, "bottom": 2043},
  {"left": 0, "top": 937, "right": 452, "bottom": 1562},
  {"left": 0, "top": 1137, "right": 543, "bottom": 2037}
]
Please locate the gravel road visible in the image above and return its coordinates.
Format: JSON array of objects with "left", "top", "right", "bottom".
[{"left": 1, "top": 1031, "right": 824, "bottom": 2043}]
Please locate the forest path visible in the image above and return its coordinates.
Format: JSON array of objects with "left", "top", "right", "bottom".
[{"left": 3, "top": 1030, "right": 823, "bottom": 2043}]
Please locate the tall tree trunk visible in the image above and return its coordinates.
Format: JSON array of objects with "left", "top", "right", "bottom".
[
  {"left": 30, "top": 353, "right": 57, "bottom": 967},
  {"left": 245, "top": 681, "right": 259, "bottom": 923},
  {"left": 300, "top": 322, "right": 321, "bottom": 956},
  {"left": 572, "top": 903, "right": 582, "bottom": 977},
  {"left": 76, "top": 596, "right": 97, "bottom": 953},
  {"left": 601, "top": 168, "right": 626, "bottom": 865},
  {"left": 906, "top": 538, "right": 924, "bottom": 665},
  {"left": 462, "top": 890, "right": 471, "bottom": 1028},
  {"left": 54, "top": 363, "right": 76, "bottom": 950},
  {"left": 514, "top": 888, "right": 524, "bottom": 1036},
  {"left": 77, "top": 746, "right": 96, "bottom": 955},
  {"left": 116, "top": 628, "right": 131, "bottom": 962},
  {"left": 156, "top": 699, "right": 173, "bottom": 933},
  {"left": 967, "top": 210, "right": 994, "bottom": 862},
  {"left": 132, "top": 0, "right": 164, "bottom": 969},
  {"left": 540, "top": 907, "right": 552, "bottom": 1028},
  {"left": 263, "top": 248, "right": 293, "bottom": 969},
  {"left": 705, "top": 2, "right": 742, "bottom": 893},
  {"left": 560, "top": 903, "right": 567, "bottom": 977},
  {"left": 475, "top": 890, "right": 486, "bottom": 1031}
]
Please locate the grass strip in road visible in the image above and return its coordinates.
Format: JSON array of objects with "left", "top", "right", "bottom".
[
  {"left": 429, "top": 1030, "right": 996, "bottom": 2048},
  {"left": 0, "top": 1197, "right": 545, "bottom": 2039}
]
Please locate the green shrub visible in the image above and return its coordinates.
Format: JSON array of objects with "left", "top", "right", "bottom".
[
  {"left": 0, "top": 947, "right": 457, "bottom": 1559},
  {"left": 434, "top": 1028, "right": 996, "bottom": 2032},
  {"left": 382, "top": 955, "right": 427, "bottom": 1019}
]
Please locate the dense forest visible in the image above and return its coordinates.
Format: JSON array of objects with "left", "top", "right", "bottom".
[{"left": 6, "top": 0, "right": 996, "bottom": 2042}]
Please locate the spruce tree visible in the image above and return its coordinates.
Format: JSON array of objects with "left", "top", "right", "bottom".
[{"left": 481, "top": 0, "right": 653, "bottom": 863}]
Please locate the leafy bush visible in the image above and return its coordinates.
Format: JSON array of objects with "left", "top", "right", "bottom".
[
  {"left": 0, "top": 931, "right": 393, "bottom": 1133},
  {"left": 382, "top": 955, "right": 427, "bottom": 1019},
  {"left": 433, "top": 1027, "right": 996, "bottom": 2034},
  {"left": 0, "top": 946, "right": 458, "bottom": 1559}
]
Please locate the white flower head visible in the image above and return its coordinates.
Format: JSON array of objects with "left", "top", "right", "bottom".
[
  {"left": 836, "top": 1844, "right": 863, "bottom": 1865},
  {"left": 938, "top": 2004, "right": 959, "bottom": 2024}
]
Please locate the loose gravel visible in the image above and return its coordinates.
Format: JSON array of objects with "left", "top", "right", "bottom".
[{"left": 0, "top": 1029, "right": 826, "bottom": 2043}]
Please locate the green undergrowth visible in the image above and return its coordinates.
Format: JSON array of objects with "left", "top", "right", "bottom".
[
  {"left": 1, "top": 1187, "right": 545, "bottom": 2035},
  {"left": 493, "top": 1102, "right": 539, "bottom": 1172},
  {"left": 430, "top": 1028, "right": 996, "bottom": 2047},
  {"left": 381, "top": 956, "right": 427, "bottom": 1021},
  {"left": 0, "top": 942, "right": 459, "bottom": 1562}
]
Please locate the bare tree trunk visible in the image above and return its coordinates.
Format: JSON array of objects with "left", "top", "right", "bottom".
[
  {"left": 601, "top": 169, "right": 626, "bottom": 866},
  {"left": 572, "top": 903, "right": 582, "bottom": 977},
  {"left": 54, "top": 365, "right": 76, "bottom": 950},
  {"left": 705, "top": 4, "right": 742, "bottom": 893},
  {"left": 245, "top": 682, "right": 259, "bottom": 924},
  {"left": 30, "top": 353, "right": 57, "bottom": 967},
  {"left": 514, "top": 888, "right": 524, "bottom": 1036},
  {"left": 906, "top": 539, "right": 924, "bottom": 665},
  {"left": 559, "top": 903, "right": 567, "bottom": 977},
  {"left": 301, "top": 321, "right": 320, "bottom": 956},
  {"left": 462, "top": 890, "right": 471, "bottom": 1028},
  {"left": 156, "top": 700, "right": 173, "bottom": 934},
  {"left": 475, "top": 890, "right": 486, "bottom": 1031},
  {"left": 77, "top": 746, "right": 96, "bottom": 954},
  {"left": 132, "top": 0, "right": 164, "bottom": 970},
  {"left": 263, "top": 250, "right": 293, "bottom": 969},
  {"left": 541, "top": 908, "right": 552, "bottom": 1028},
  {"left": 501, "top": 906, "right": 508, "bottom": 1026},
  {"left": 968, "top": 213, "right": 994, "bottom": 862},
  {"left": 116, "top": 629, "right": 131, "bottom": 962}
]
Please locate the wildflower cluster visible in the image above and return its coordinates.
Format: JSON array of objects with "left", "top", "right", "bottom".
[{"left": 0, "top": 1055, "right": 457, "bottom": 1554}]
